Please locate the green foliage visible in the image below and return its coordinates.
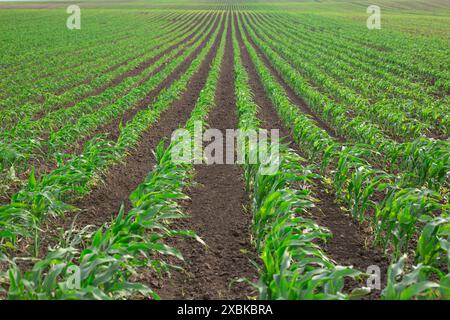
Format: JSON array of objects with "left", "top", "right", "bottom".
[{"left": 232, "top": 20, "right": 366, "bottom": 299}]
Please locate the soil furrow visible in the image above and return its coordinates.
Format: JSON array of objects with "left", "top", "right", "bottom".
[{"left": 157, "top": 18, "right": 258, "bottom": 300}]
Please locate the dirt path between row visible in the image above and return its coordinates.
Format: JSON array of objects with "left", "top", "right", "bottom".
[
  {"left": 157, "top": 18, "right": 259, "bottom": 300},
  {"left": 236, "top": 14, "right": 388, "bottom": 299}
]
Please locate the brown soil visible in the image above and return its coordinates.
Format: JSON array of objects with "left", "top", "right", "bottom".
[
  {"left": 236, "top": 14, "right": 388, "bottom": 299},
  {"left": 157, "top": 18, "right": 259, "bottom": 300}
]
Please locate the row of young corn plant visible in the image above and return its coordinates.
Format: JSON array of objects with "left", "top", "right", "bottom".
[
  {"left": 0, "top": 12, "right": 206, "bottom": 129},
  {"left": 5, "top": 11, "right": 195, "bottom": 71},
  {"left": 256, "top": 13, "right": 449, "bottom": 108},
  {"left": 0, "top": 13, "right": 170, "bottom": 108},
  {"left": 11, "top": 12, "right": 212, "bottom": 144},
  {"left": 259, "top": 13, "right": 449, "bottom": 134},
  {"left": 0, "top": 10, "right": 171, "bottom": 80},
  {"left": 0, "top": 11, "right": 190, "bottom": 102},
  {"left": 266, "top": 12, "right": 449, "bottom": 92},
  {"left": 232, "top": 19, "right": 366, "bottom": 300},
  {"left": 46, "top": 14, "right": 218, "bottom": 154},
  {"left": 236, "top": 15, "right": 449, "bottom": 299},
  {"left": 12, "top": 13, "right": 212, "bottom": 137},
  {"left": 241, "top": 14, "right": 450, "bottom": 193},
  {"left": 0, "top": 14, "right": 217, "bottom": 196},
  {"left": 0, "top": 22, "right": 135, "bottom": 95},
  {"left": 237, "top": 12, "right": 441, "bottom": 258},
  {"left": 0, "top": 14, "right": 173, "bottom": 112},
  {"left": 0, "top": 12, "right": 212, "bottom": 141},
  {"left": 245, "top": 14, "right": 450, "bottom": 193},
  {"left": 246, "top": 16, "right": 432, "bottom": 140},
  {"left": 0, "top": 139, "right": 197, "bottom": 299},
  {"left": 0, "top": 14, "right": 224, "bottom": 258},
  {"left": 0, "top": 26, "right": 209, "bottom": 198},
  {"left": 381, "top": 212, "right": 450, "bottom": 299},
  {"left": 249, "top": 14, "right": 449, "bottom": 136},
  {"left": 248, "top": 14, "right": 450, "bottom": 139},
  {"left": 0, "top": 16, "right": 228, "bottom": 299}
]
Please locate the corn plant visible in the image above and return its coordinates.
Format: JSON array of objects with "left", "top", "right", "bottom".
[
  {"left": 0, "top": 13, "right": 223, "bottom": 259},
  {"left": 375, "top": 188, "right": 444, "bottom": 257},
  {"left": 236, "top": 11, "right": 449, "bottom": 295},
  {"left": 232, "top": 20, "right": 367, "bottom": 299},
  {"left": 0, "top": 141, "right": 200, "bottom": 299},
  {"left": 416, "top": 214, "right": 450, "bottom": 268},
  {"left": 382, "top": 255, "right": 448, "bottom": 300}
]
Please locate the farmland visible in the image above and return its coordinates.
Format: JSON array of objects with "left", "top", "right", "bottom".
[{"left": 0, "top": 0, "right": 449, "bottom": 301}]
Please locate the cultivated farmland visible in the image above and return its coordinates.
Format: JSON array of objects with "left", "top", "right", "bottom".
[{"left": 0, "top": 0, "right": 449, "bottom": 301}]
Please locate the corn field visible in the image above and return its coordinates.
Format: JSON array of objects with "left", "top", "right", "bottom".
[{"left": 0, "top": 0, "right": 448, "bottom": 301}]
